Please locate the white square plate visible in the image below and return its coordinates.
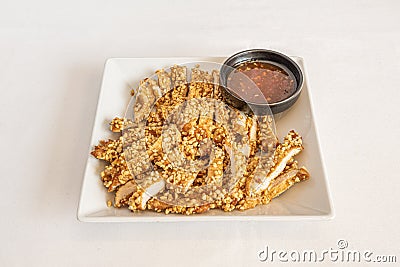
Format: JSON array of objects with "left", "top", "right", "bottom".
[{"left": 77, "top": 57, "right": 334, "bottom": 222}]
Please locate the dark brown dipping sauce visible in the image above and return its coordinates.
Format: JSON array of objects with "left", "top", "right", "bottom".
[{"left": 227, "top": 61, "right": 296, "bottom": 104}]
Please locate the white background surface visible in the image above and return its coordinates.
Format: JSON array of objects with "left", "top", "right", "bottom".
[{"left": 1, "top": 0, "right": 399, "bottom": 266}]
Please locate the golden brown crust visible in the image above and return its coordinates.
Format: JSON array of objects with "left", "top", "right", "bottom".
[
  {"left": 268, "top": 167, "right": 310, "bottom": 200},
  {"left": 100, "top": 155, "right": 132, "bottom": 192},
  {"left": 109, "top": 117, "right": 127, "bottom": 133},
  {"left": 91, "top": 138, "right": 122, "bottom": 163},
  {"left": 91, "top": 65, "right": 310, "bottom": 215},
  {"left": 246, "top": 130, "right": 303, "bottom": 195},
  {"left": 114, "top": 180, "right": 138, "bottom": 208}
]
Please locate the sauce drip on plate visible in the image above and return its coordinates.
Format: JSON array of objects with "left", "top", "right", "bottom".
[{"left": 227, "top": 61, "right": 296, "bottom": 104}]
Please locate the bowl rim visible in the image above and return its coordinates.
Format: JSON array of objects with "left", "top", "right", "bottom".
[{"left": 220, "top": 49, "right": 304, "bottom": 108}]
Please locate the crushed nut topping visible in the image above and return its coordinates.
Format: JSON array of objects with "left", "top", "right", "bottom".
[{"left": 91, "top": 64, "right": 310, "bottom": 215}]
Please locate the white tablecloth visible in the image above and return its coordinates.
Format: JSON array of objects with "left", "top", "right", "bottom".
[{"left": 1, "top": 0, "right": 399, "bottom": 266}]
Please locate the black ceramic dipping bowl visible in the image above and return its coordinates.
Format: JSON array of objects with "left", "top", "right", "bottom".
[{"left": 220, "top": 49, "right": 303, "bottom": 115}]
